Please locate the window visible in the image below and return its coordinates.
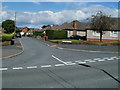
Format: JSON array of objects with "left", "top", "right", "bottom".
[
  {"left": 110, "top": 31, "right": 118, "bottom": 37},
  {"left": 77, "top": 31, "right": 80, "bottom": 35},
  {"left": 93, "top": 31, "right": 100, "bottom": 36},
  {"left": 68, "top": 31, "right": 71, "bottom": 35}
]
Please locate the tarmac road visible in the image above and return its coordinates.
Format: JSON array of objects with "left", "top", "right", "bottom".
[{"left": 2, "top": 37, "right": 119, "bottom": 88}]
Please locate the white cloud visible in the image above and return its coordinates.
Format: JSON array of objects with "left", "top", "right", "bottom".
[{"left": 1, "top": 4, "right": 118, "bottom": 28}]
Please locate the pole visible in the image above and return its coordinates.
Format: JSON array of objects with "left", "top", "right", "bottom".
[{"left": 14, "top": 11, "right": 16, "bottom": 33}]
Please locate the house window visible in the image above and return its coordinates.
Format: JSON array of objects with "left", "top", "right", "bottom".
[
  {"left": 93, "top": 31, "right": 100, "bottom": 36},
  {"left": 68, "top": 31, "right": 71, "bottom": 35},
  {"left": 110, "top": 31, "right": 118, "bottom": 37},
  {"left": 77, "top": 31, "right": 80, "bottom": 35}
]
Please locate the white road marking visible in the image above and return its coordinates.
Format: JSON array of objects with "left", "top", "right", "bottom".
[
  {"left": 88, "top": 60, "right": 96, "bottom": 62},
  {"left": 27, "top": 66, "right": 37, "bottom": 69},
  {"left": 41, "top": 65, "right": 52, "bottom": 68},
  {"left": 110, "top": 56, "right": 120, "bottom": 60},
  {"left": 93, "top": 58, "right": 101, "bottom": 60},
  {"left": 52, "top": 55, "right": 67, "bottom": 65},
  {"left": 98, "top": 59, "right": 105, "bottom": 62},
  {"left": 13, "top": 67, "right": 23, "bottom": 70},
  {"left": 0, "top": 68, "right": 8, "bottom": 71},
  {"left": 84, "top": 59, "right": 92, "bottom": 62},
  {"left": 75, "top": 60, "right": 81, "bottom": 63},
  {"left": 57, "top": 47, "right": 63, "bottom": 49},
  {"left": 66, "top": 63, "right": 76, "bottom": 65},
  {"left": 106, "top": 58, "right": 114, "bottom": 60},
  {"left": 55, "top": 64, "right": 65, "bottom": 67},
  {"left": 78, "top": 62, "right": 86, "bottom": 64},
  {"left": 103, "top": 57, "right": 109, "bottom": 60}
]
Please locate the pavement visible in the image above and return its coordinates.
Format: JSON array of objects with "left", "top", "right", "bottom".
[
  {"left": 2, "top": 37, "right": 119, "bottom": 88},
  {"left": 1, "top": 38, "right": 23, "bottom": 59},
  {"left": 38, "top": 39, "right": 120, "bottom": 53}
]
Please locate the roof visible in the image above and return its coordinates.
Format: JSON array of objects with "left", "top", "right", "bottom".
[
  {"left": 40, "top": 18, "right": 119, "bottom": 31},
  {"left": 88, "top": 18, "right": 120, "bottom": 31},
  {"left": 41, "top": 20, "right": 89, "bottom": 31}
]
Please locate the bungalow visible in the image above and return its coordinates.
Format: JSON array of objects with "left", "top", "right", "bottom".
[
  {"left": 87, "top": 18, "right": 120, "bottom": 41},
  {"left": 41, "top": 20, "right": 88, "bottom": 39},
  {"left": 41, "top": 18, "right": 119, "bottom": 41}
]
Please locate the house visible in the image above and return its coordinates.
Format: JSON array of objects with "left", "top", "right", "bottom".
[
  {"left": 87, "top": 18, "right": 120, "bottom": 41},
  {"left": 26, "top": 30, "right": 33, "bottom": 36},
  {"left": 41, "top": 18, "right": 119, "bottom": 41},
  {"left": 21, "top": 27, "right": 30, "bottom": 36},
  {"left": 41, "top": 20, "right": 88, "bottom": 38}
]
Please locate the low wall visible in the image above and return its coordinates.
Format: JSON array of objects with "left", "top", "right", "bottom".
[
  {"left": 50, "top": 41, "right": 120, "bottom": 46},
  {"left": 0, "top": 41, "right": 12, "bottom": 46},
  {"left": 87, "top": 38, "right": 119, "bottom": 41}
]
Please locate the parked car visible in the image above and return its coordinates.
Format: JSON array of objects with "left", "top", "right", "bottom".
[
  {"left": 15, "top": 33, "right": 21, "bottom": 38},
  {"left": 68, "top": 35, "right": 87, "bottom": 40},
  {"left": 68, "top": 35, "right": 81, "bottom": 40}
]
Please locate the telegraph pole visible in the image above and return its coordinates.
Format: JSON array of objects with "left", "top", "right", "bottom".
[{"left": 14, "top": 11, "right": 16, "bottom": 33}]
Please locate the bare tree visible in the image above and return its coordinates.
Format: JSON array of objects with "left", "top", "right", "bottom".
[{"left": 89, "top": 11, "right": 115, "bottom": 42}]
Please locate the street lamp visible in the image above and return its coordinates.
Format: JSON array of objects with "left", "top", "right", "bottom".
[{"left": 78, "top": 63, "right": 120, "bottom": 83}]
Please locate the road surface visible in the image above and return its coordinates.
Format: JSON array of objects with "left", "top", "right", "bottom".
[{"left": 2, "top": 37, "right": 119, "bottom": 88}]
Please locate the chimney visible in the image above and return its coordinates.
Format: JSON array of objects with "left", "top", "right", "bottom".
[{"left": 73, "top": 20, "right": 77, "bottom": 35}]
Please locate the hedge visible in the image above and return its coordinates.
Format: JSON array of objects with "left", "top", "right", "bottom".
[
  {"left": 46, "top": 30, "right": 67, "bottom": 39},
  {"left": 33, "top": 31, "right": 45, "bottom": 37},
  {"left": 0, "top": 34, "right": 13, "bottom": 41}
]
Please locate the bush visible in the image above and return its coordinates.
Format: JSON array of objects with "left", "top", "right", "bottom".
[
  {"left": 33, "top": 31, "right": 45, "bottom": 37},
  {"left": 0, "top": 34, "right": 13, "bottom": 41},
  {"left": 46, "top": 30, "right": 67, "bottom": 39}
]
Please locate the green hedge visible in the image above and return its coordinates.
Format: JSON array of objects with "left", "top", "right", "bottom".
[
  {"left": 33, "top": 31, "right": 45, "bottom": 37},
  {"left": 46, "top": 30, "right": 67, "bottom": 39},
  {"left": 0, "top": 34, "right": 13, "bottom": 41}
]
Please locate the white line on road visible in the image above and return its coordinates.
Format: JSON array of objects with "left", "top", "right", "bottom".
[
  {"left": 13, "top": 67, "right": 23, "bottom": 70},
  {"left": 55, "top": 64, "right": 65, "bottom": 67},
  {"left": 52, "top": 55, "right": 67, "bottom": 65},
  {"left": 98, "top": 59, "right": 105, "bottom": 62},
  {"left": 27, "top": 66, "right": 37, "bottom": 69},
  {"left": 41, "top": 65, "right": 52, "bottom": 68},
  {"left": 66, "top": 63, "right": 76, "bottom": 65},
  {"left": 84, "top": 59, "right": 92, "bottom": 62},
  {"left": 57, "top": 47, "right": 63, "bottom": 49},
  {"left": 0, "top": 68, "right": 8, "bottom": 71},
  {"left": 75, "top": 61, "right": 86, "bottom": 64},
  {"left": 88, "top": 60, "right": 96, "bottom": 62},
  {"left": 93, "top": 58, "right": 101, "bottom": 60}
]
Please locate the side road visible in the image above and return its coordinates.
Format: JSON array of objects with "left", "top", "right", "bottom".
[
  {"left": 35, "top": 38, "right": 119, "bottom": 53},
  {"left": 0, "top": 38, "right": 24, "bottom": 60}
]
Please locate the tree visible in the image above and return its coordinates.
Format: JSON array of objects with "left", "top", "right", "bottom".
[
  {"left": 89, "top": 11, "right": 115, "bottom": 42},
  {"left": 2, "top": 19, "right": 15, "bottom": 33},
  {"left": 41, "top": 25, "right": 51, "bottom": 29}
]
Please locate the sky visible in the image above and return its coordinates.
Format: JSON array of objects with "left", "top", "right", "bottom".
[{"left": 0, "top": 1, "right": 119, "bottom": 28}]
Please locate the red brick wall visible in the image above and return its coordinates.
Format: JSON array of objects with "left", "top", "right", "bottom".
[{"left": 87, "top": 38, "right": 119, "bottom": 41}]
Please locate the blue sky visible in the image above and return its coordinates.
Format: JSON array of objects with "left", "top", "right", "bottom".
[
  {"left": 3, "top": 2, "right": 118, "bottom": 12},
  {"left": 1, "top": 2, "right": 119, "bottom": 28}
]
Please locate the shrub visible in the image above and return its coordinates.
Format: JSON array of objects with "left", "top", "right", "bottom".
[
  {"left": 33, "top": 31, "right": 45, "bottom": 37},
  {"left": 0, "top": 34, "right": 13, "bottom": 41},
  {"left": 46, "top": 30, "right": 67, "bottom": 39}
]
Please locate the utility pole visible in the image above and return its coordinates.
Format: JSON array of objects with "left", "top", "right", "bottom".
[{"left": 14, "top": 11, "right": 16, "bottom": 33}]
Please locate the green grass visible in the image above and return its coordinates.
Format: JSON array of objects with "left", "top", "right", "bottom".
[{"left": 50, "top": 39, "right": 120, "bottom": 43}]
